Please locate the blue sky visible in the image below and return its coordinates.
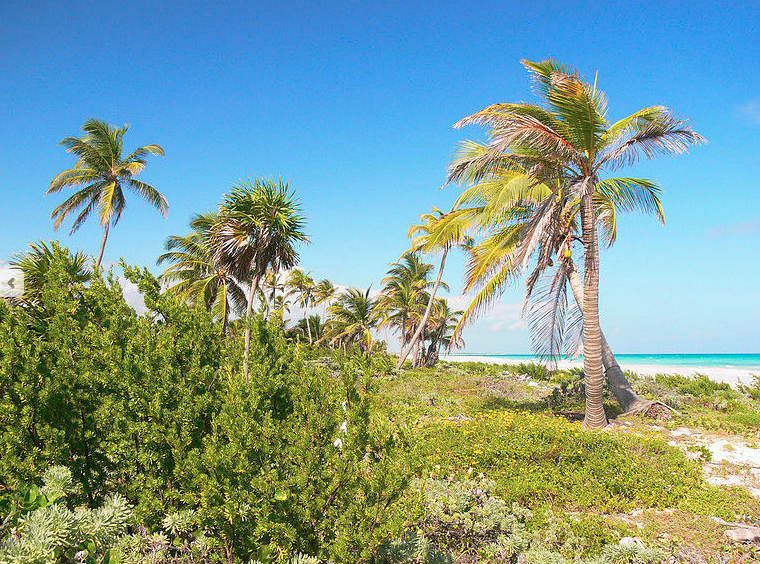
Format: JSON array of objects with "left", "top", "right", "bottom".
[{"left": 1, "top": 0, "right": 758, "bottom": 353}]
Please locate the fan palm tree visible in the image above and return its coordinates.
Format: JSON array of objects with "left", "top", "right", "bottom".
[
  {"left": 451, "top": 59, "right": 703, "bottom": 428},
  {"left": 326, "top": 287, "right": 381, "bottom": 356},
  {"left": 46, "top": 119, "right": 167, "bottom": 267},
  {"left": 157, "top": 213, "right": 246, "bottom": 334},
  {"left": 286, "top": 269, "right": 316, "bottom": 344},
  {"left": 211, "top": 178, "right": 308, "bottom": 380},
  {"left": 396, "top": 208, "right": 473, "bottom": 369},
  {"left": 10, "top": 240, "right": 91, "bottom": 304}
]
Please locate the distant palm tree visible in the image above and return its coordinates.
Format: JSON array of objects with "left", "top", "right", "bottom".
[
  {"left": 314, "top": 279, "right": 337, "bottom": 308},
  {"left": 46, "top": 119, "right": 167, "bottom": 267},
  {"left": 290, "top": 314, "right": 325, "bottom": 343},
  {"left": 212, "top": 178, "right": 308, "bottom": 380},
  {"left": 326, "top": 287, "right": 380, "bottom": 355},
  {"left": 260, "top": 268, "right": 287, "bottom": 314},
  {"left": 157, "top": 213, "right": 246, "bottom": 334},
  {"left": 380, "top": 254, "right": 438, "bottom": 358},
  {"left": 397, "top": 208, "right": 472, "bottom": 369},
  {"left": 286, "top": 269, "right": 316, "bottom": 344},
  {"left": 451, "top": 59, "right": 703, "bottom": 427},
  {"left": 419, "top": 298, "right": 464, "bottom": 366}
]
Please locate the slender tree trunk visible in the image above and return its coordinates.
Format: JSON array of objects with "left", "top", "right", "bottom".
[
  {"left": 95, "top": 222, "right": 110, "bottom": 268},
  {"left": 580, "top": 185, "right": 608, "bottom": 428},
  {"left": 396, "top": 249, "right": 448, "bottom": 370},
  {"left": 305, "top": 304, "right": 312, "bottom": 345},
  {"left": 567, "top": 261, "right": 649, "bottom": 412},
  {"left": 243, "top": 275, "right": 261, "bottom": 382}
]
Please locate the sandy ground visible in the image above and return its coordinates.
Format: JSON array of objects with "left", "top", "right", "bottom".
[{"left": 440, "top": 354, "right": 759, "bottom": 387}]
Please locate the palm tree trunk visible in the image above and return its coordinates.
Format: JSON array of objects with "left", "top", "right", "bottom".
[
  {"left": 396, "top": 249, "right": 448, "bottom": 370},
  {"left": 580, "top": 186, "right": 608, "bottom": 429},
  {"left": 305, "top": 305, "right": 312, "bottom": 345},
  {"left": 243, "top": 274, "right": 261, "bottom": 382},
  {"left": 95, "top": 222, "right": 110, "bottom": 268},
  {"left": 567, "top": 261, "right": 648, "bottom": 412}
]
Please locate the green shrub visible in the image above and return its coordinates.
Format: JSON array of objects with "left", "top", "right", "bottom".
[
  {"left": 653, "top": 374, "right": 731, "bottom": 397},
  {"left": 0, "top": 257, "right": 412, "bottom": 563}
]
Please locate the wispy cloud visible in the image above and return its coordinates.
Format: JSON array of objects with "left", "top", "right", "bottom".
[
  {"left": 738, "top": 99, "right": 760, "bottom": 124},
  {"left": 444, "top": 294, "right": 524, "bottom": 332},
  {"left": 706, "top": 219, "right": 760, "bottom": 237}
]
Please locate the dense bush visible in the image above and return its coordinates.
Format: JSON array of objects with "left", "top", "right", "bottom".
[{"left": 0, "top": 258, "right": 412, "bottom": 563}]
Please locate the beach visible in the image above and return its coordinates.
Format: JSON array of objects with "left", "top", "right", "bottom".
[{"left": 440, "top": 354, "right": 760, "bottom": 387}]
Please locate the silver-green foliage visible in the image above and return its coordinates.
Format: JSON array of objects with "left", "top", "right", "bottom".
[
  {"left": 0, "top": 467, "right": 131, "bottom": 564},
  {"left": 517, "top": 542, "right": 664, "bottom": 564},
  {"left": 250, "top": 553, "right": 320, "bottom": 564},
  {"left": 413, "top": 477, "right": 532, "bottom": 558},
  {"left": 373, "top": 531, "right": 451, "bottom": 564}
]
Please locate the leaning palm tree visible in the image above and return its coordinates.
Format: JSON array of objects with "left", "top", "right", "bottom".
[
  {"left": 286, "top": 269, "right": 316, "bottom": 344},
  {"left": 47, "top": 119, "right": 167, "bottom": 267},
  {"left": 397, "top": 208, "right": 472, "bottom": 369},
  {"left": 451, "top": 59, "right": 703, "bottom": 428},
  {"left": 157, "top": 213, "right": 247, "bottom": 334},
  {"left": 447, "top": 141, "right": 678, "bottom": 418},
  {"left": 325, "top": 287, "right": 381, "bottom": 356},
  {"left": 212, "top": 178, "right": 308, "bottom": 380}
]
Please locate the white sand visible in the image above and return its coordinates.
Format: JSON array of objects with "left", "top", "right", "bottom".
[{"left": 440, "top": 354, "right": 758, "bottom": 387}]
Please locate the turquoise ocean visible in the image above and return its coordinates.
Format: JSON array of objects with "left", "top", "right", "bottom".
[{"left": 448, "top": 354, "right": 760, "bottom": 371}]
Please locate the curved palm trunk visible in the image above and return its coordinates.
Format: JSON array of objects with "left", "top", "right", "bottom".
[
  {"left": 580, "top": 187, "right": 608, "bottom": 429},
  {"left": 95, "top": 222, "right": 110, "bottom": 268},
  {"left": 243, "top": 275, "right": 261, "bottom": 382},
  {"left": 396, "top": 249, "right": 448, "bottom": 370},
  {"left": 567, "top": 261, "right": 649, "bottom": 413}
]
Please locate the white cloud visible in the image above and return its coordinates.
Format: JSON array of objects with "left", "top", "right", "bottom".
[
  {"left": 119, "top": 277, "right": 148, "bottom": 314},
  {"left": 706, "top": 219, "right": 760, "bottom": 237},
  {"left": 738, "top": 99, "right": 760, "bottom": 124}
]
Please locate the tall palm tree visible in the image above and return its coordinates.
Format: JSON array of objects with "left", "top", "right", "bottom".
[
  {"left": 286, "top": 269, "right": 316, "bottom": 344},
  {"left": 396, "top": 208, "right": 472, "bottom": 369},
  {"left": 451, "top": 59, "right": 703, "bottom": 428},
  {"left": 212, "top": 178, "right": 308, "bottom": 380},
  {"left": 46, "top": 119, "right": 167, "bottom": 267},
  {"left": 326, "top": 287, "right": 381, "bottom": 356},
  {"left": 157, "top": 213, "right": 247, "bottom": 334}
]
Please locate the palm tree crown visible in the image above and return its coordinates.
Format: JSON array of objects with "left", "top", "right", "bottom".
[{"left": 46, "top": 119, "right": 167, "bottom": 267}]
